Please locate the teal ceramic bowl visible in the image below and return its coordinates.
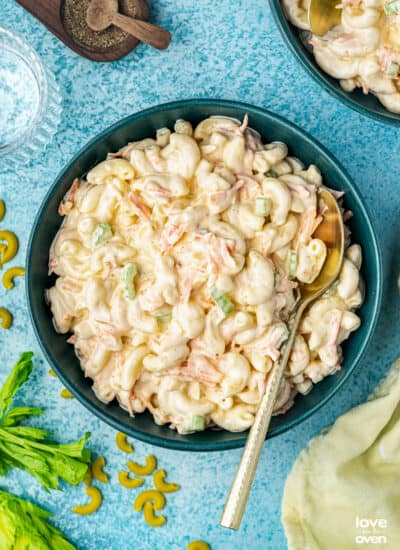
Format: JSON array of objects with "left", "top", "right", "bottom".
[
  {"left": 269, "top": 0, "right": 400, "bottom": 126},
  {"left": 26, "top": 99, "right": 382, "bottom": 451}
]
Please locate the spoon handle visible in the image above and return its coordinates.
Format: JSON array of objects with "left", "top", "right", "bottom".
[
  {"left": 112, "top": 13, "right": 171, "bottom": 50},
  {"left": 220, "top": 305, "right": 305, "bottom": 530}
]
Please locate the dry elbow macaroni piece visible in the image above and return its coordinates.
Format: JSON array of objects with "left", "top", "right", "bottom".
[
  {"left": 87, "top": 158, "right": 135, "bottom": 185},
  {"left": 47, "top": 116, "right": 363, "bottom": 434},
  {"left": 153, "top": 469, "right": 180, "bottom": 493},
  {"left": 127, "top": 455, "right": 157, "bottom": 476},
  {"left": 2, "top": 266, "right": 25, "bottom": 290},
  {"left": 118, "top": 470, "right": 145, "bottom": 489},
  {"left": 116, "top": 432, "right": 134, "bottom": 453},
  {"left": 187, "top": 542, "right": 211, "bottom": 550},
  {"left": 72, "top": 486, "right": 102, "bottom": 515},
  {"left": 0, "top": 201, "right": 25, "bottom": 330},
  {"left": 143, "top": 501, "right": 166, "bottom": 527},
  {"left": 134, "top": 489, "right": 165, "bottom": 512},
  {"left": 60, "top": 389, "right": 74, "bottom": 399},
  {"left": 84, "top": 467, "right": 93, "bottom": 486},
  {"left": 91, "top": 457, "right": 109, "bottom": 483},
  {"left": 0, "top": 308, "right": 12, "bottom": 329},
  {"left": 0, "top": 230, "right": 18, "bottom": 265}
]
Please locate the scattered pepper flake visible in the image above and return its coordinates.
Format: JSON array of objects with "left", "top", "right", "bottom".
[{"left": 48, "top": 369, "right": 57, "bottom": 377}]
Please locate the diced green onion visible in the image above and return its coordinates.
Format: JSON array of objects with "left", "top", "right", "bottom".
[
  {"left": 324, "top": 279, "right": 339, "bottom": 297},
  {"left": 384, "top": 0, "right": 400, "bottom": 14},
  {"left": 92, "top": 223, "right": 112, "bottom": 247},
  {"left": 122, "top": 263, "right": 137, "bottom": 299},
  {"left": 155, "top": 312, "right": 172, "bottom": 324},
  {"left": 210, "top": 287, "right": 234, "bottom": 316},
  {"left": 196, "top": 227, "right": 208, "bottom": 235},
  {"left": 190, "top": 415, "right": 206, "bottom": 432},
  {"left": 386, "top": 61, "right": 399, "bottom": 77},
  {"left": 255, "top": 197, "right": 271, "bottom": 216},
  {"left": 265, "top": 169, "right": 277, "bottom": 178},
  {"left": 287, "top": 250, "right": 298, "bottom": 280}
]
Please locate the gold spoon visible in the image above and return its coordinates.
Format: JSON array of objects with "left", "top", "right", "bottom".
[
  {"left": 308, "top": 0, "right": 342, "bottom": 36},
  {"left": 220, "top": 187, "right": 344, "bottom": 530},
  {"left": 86, "top": 0, "right": 171, "bottom": 51}
]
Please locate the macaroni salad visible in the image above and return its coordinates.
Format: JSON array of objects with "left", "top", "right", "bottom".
[
  {"left": 283, "top": 0, "right": 400, "bottom": 113},
  {"left": 47, "top": 116, "right": 363, "bottom": 434}
]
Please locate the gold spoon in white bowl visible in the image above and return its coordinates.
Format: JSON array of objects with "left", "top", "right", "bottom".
[
  {"left": 308, "top": 0, "right": 342, "bottom": 36},
  {"left": 220, "top": 187, "right": 344, "bottom": 530}
]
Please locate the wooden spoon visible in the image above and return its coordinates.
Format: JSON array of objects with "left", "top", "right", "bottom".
[
  {"left": 86, "top": 0, "right": 171, "bottom": 50},
  {"left": 220, "top": 187, "right": 345, "bottom": 530}
]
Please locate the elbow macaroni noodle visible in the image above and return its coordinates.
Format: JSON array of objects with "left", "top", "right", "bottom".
[
  {"left": 282, "top": 0, "right": 400, "bottom": 114},
  {"left": 47, "top": 116, "right": 363, "bottom": 434}
]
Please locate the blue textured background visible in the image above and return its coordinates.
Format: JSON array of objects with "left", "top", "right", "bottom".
[{"left": 0, "top": 1, "right": 399, "bottom": 549}]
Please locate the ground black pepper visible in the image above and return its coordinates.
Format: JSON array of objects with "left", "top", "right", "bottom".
[{"left": 61, "top": 0, "right": 139, "bottom": 52}]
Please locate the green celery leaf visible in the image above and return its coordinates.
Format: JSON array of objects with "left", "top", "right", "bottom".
[
  {"left": 0, "top": 429, "right": 90, "bottom": 490},
  {"left": 0, "top": 454, "right": 13, "bottom": 476},
  {"left": 45, "top": 452, "right": 89, "bottom": 486},
  {"left": 3, "top": 406, "right": 43, "bottom": 427},
  {"left": 0, "top": 440, "right": 59, "bottom": 490},
  {"left": 0, "top": 489, "right": 76, "bottom": 549},
  {"left": 0, "top": 352, "right": 91, "bottom": 490},
  {"left": 0, "top": 428, "right": 91, "bottom": 460},
  {"left": 0, "top": 352, "right": 34, "bottom": 419},
  {"left": 7, "top": 426, "right": 50, "bottom": 441},
  {"left": 43, "top": 432, "right": 92, "bottom": 459}
]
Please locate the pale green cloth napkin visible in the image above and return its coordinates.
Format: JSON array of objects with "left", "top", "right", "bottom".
[{"left": 282, "top": 359, "right": 400, "bottom": 550}]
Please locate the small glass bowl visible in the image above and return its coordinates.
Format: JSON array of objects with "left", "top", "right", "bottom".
[{"left": 0, "top": 26, "right": 62, "bottom": 163}]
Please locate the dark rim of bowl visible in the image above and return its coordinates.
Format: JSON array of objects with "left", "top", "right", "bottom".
[
  {"left": 26, "top": 99, "right": 383, "bottom": 451},
  {"left": 269, "top": 0, "right": 400, "bottom": 127}
]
